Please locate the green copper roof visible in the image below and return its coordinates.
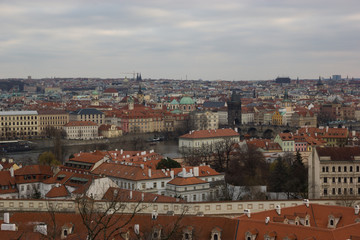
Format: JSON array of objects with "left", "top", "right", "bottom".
[
  {"left": 170, "top": 99, "right": 179, "bottom": 105},
  {"left": 179, "top": 96, "right": 194, "bottom": 105}
]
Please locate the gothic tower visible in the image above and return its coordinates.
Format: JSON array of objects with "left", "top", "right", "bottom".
[{"left": 227, "top": 90, "right": 242, "bottom": 127}]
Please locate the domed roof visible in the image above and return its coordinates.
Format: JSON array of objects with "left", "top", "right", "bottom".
[
  {"left": 179, "top": 97, "right": 194, "bottom": 105},
  {"left": 92, "top": 90, "right": 99, "bottom": 95}
]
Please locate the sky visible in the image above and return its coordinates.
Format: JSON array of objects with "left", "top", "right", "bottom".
[{"left": 1, "top": 0, "right": 360, "bottom": 80}]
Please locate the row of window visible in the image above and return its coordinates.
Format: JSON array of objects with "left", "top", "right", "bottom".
[
  {"left": 323, "top": 177, "right": 360, "bottom": 184},
  {"left": 1, "top": 116, "right": 37, "bottom": 120},
  {"left": 1, "top": 122, "right": 37, "bottom": 126},
  {"left": 322, "top": 165, "right": 359, "bottom": 173},
  {"left": 40, "top": 116, "right": 67, "bottom": 120},
  {"left": 323, "top": 187, "right": 357, "bottom": 195}
]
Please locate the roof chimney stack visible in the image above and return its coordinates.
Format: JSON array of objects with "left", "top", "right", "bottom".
[{"left": 275, "top": 205, "right": 281, "bottom": 215}]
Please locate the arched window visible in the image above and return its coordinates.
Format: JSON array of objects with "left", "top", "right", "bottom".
[{"left": 214, "top": 234, "right": 218, "bottom": 240}]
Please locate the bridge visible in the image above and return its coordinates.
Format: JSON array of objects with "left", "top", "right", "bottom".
[{"left": 235, "top": 124, "right": 299, "bottom": 139}]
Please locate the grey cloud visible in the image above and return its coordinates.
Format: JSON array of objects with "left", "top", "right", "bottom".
[{"left": 0, "top": 0, "right": 360, "bottom": 79}]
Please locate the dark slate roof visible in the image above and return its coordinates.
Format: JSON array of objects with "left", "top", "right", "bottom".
[
  {"left": 70, "top": 108, "right": 104, "bottom": 115},
  {"left": 203, "top": 101, "right": 226, "bottom": 108}
]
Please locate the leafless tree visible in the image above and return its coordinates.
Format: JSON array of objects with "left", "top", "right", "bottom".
[{"left": 76, "top": 191, "right": 146, "bottom": 240}]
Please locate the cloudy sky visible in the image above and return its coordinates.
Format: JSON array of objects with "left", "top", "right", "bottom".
[{"left": 1, "top": 0, "right": 360, "bottom": 80}]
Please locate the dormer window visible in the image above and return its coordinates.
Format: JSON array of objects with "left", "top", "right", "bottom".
[
  {"left": 330, "top": 219, "right": 334, "bottom": 226},
  {"left": 211, "top": 227, "right": 222, "bottom": 240}
]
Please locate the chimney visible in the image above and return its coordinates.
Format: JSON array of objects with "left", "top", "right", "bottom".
[
  {"left": 141, "top": 193, "right": 144, "bottom": 201},
  {"left": 134, "top": 224, "right": 140, "bottom": 235},
  {"left": 193, "top": 167, "right": 199, "bottom": 177},
  {"left": 140, "top": 164, "right": 144, "bottom": 169},
  {"left": 326, "top": 126, "right": 329, "bottom": 132},
  {"left": 189, "top": 169, "right": 193, "bottom": 175},
  {"left": 148, "top": 169, "right": 152, "bottom": 178},
  {"left": 353, "top": 130, "right": 356, "bottom": 137},
  {"left": 244, "top": 209, "right": 251, "bottom": 218},
  {"left": 4, "top": 213, "right": 9, "bottom": 224},
  {"left": 275, "top": 205, "right": 281, "bottom": 215},
  {"left": 120, "top": 149, "right": 123, "bottom": 154},
  {"left": 129, "top": 191, "right": 133, "bottom": 200},
  {"left": 10, "top": 168, "right": 14, "bottom": 177},
  {"left": 1, "top": 213, "right": 16, "bottom": 231},
  {"left": 355, "top": 205, "right": 360, "bottom": 215},
  {"left": 265, "top": 216, "right": 270, "bottom": 224},
  {"left": 182, "top": 168, "right": 186, "bottom": 178},
  {"left": 170, "top": 170, "right": 174, "bottom": 179},
  {"left": 303, "top": 199, "right": 310, "bottom": 207}
]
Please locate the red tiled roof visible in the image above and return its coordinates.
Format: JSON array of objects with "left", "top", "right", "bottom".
[
  {"left": 180, "top": 128, "right": 239, "bottom": 139},
  {"left": 316, "top": 146, "right": 360, "bottom": 161},
  {"left": 167, "top": 177, "right": 206, "bottom": 186},
  {"left": 45, "top": 184, "right": 70, "bottom": 198},
  {"left": 15, "top": 165, "right": 52, "bottom": 176}
]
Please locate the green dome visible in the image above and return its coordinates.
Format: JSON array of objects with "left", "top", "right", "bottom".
[
  {"left": 179, "top": 97, "right": 194, "bottom": 105},
  {"left": 92, "top": 90, "right": 99, "bottom": 95}
]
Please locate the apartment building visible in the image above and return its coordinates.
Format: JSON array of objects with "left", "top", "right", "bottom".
[
  {"left": 309, "top": 146, "right": 360, "bottom": 199},
  {"left": 189, "top": 110, "right": 219, "bottom": 130},
  {"left": 63, "top": 121, "right": 99, "bottom": 140},
  {"left": 69, "top": 108, "right": 105, "bottom": 125},
  {"left": 37, "top": 109, "right": 69, "bottom": 136},
  {"left": 179, "top": 128, "right": 240, "bottom": 150},
  {"left": 0, "top": 111, "right": 39, "bottom": 139}
]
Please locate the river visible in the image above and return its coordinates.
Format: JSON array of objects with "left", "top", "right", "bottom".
[{"left": 5, "top": 138, "right": 181, "bottom": 165}]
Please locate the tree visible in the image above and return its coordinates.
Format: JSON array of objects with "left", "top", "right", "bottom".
[
  {"left": 38, "top": 151, "right": 61, "bottom": 167},
  {"left": 287, "top": 151, "right": 308, "bottom": 198},
  {"left": 76, "top": 192, "right": 145, "bottom": 240},
  {"left": 268, "top": 152, "right": 308, "bottom": 199},
  {"left": 212, "top": 139, "right": 238, "bottom": 172},
  {"left": 156, "top": 157, "right": 181, "bottom": 169},
  {"left": 268, "top": 156, "right": 289, "bottom": 192},
  {"left": 226, "top": 144, "right": 269, "bottom": 186}
]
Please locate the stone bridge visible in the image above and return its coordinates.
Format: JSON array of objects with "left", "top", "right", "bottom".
[{"left": 236, "top": 124, "right": 299, "bottom": 139}]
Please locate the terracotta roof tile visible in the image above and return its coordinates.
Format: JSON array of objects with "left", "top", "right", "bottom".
[{"left": 180, "top": 128, "right": 239, "bottom": 139}]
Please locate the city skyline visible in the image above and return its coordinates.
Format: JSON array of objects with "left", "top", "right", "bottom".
[{"left": 1, "top": 0, "right": 360, "bottom": 80}]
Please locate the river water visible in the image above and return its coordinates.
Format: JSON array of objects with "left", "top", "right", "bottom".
[{"left": 6, "top": 139, "right": 181, "bottom": 165}]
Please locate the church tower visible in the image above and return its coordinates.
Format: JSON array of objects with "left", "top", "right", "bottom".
[
  {"left": 137, "top": 83, "right": 145, "bottom": 105},
  {"left": 227, "top": 90, "right": 242, "bottom": 127}
]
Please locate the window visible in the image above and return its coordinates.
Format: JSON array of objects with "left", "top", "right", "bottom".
[
  {"left": 350, "top": 177, "right": 353, "bottom": 183},
  {"left": 338, "top": 188, "right": 341, "bottom": 194},
  {"left": 153, "top": 182, "right": 157, "bottom": 188},
  {"left": 324, "top": 188, "right": 328, "bottom": 195},
  {"left": 326, "top": 166, "right": 329, "bottom": 172},
  {"left": 193, "top": 195, "right": 196, "bottom": 201},
  {"left": 332, "top": 188, "right": 335, "bottom": 195},
  {"left": 344, "top": 178, "right": 347, "bottom": 183},
  {"left": 350, "top": 166, "right": 353, "bottom": 172},
  {"left": 344, "top": 166, "right": 347, "bottom": 172},
  {"left": 324, "top": 177, "right": 327, "bottom": 183},
  {"left": 338, "top": 177, "right": 341, "bottom": 183},
  {"left": 332, "top": 177, "right": 335, "bottom": 183},
  {"left": 161, "top": 182, "right": 165, "bottom": 188},
  {"left": 338, "top": 166, "right": 341, "bottom": 172}
]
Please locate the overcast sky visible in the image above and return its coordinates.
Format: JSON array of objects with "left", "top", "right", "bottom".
[{"left": 1, "top": 0, "right": 360, "bottom": 80}]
